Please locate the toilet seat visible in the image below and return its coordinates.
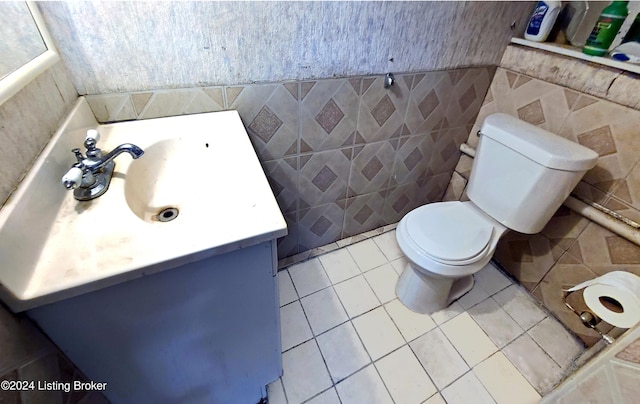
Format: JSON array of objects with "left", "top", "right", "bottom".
[{"left": 398, "top": 202, "right": 501, "bottom": 269}]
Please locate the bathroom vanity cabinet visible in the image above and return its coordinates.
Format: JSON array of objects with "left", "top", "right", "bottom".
[
  {"left": 0, "top": 99, "right": 288, "bottom": 404},
  {"left": 28, "top": 240, "right": 281, "bottom": 404}
]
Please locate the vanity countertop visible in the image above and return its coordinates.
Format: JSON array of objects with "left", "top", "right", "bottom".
[{"left": 0, "top": 98, "right": 287, "bottom": 311}]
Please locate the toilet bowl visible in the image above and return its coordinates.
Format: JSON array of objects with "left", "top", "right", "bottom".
[
  {"left": 395, "top": 201, "right": 507, "bottom": 313},
  {"left": 394, "top": 113, "right": 599, "bottom": 314}
]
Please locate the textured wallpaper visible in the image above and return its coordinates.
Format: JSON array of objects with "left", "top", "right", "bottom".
[{"left": 38, "top": 1, "right": 532, "bottom": 94}]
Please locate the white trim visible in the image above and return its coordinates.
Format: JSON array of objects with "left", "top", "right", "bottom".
[
  {"left": 510, "top": 37, "right": 640, "bottom": 74},
  {"left": 0, "top": 1, "right": 60, "bottom": 106}
]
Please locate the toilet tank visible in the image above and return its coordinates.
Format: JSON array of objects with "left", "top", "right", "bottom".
[{"left": 467, "top": 113, "right": 598, "bottom": 234}]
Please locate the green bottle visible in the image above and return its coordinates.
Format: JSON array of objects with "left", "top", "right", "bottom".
[{"left": 583, "top": 1, "right": 629, "bottom": 56}]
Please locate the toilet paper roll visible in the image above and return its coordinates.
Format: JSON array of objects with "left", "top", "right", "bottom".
[{"left": 565, "top": 271, "right": 640, "bottom": 328}]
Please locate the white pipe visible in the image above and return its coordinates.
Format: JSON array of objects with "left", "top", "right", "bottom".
[{"left": 458, "top": 143, "right": 640, "bottom": 246}]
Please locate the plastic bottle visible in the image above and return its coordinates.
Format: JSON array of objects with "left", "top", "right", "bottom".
[
  {"left": 524, "top": 1, "right": 562, "bottom": 42},
  {"left": 583, "top": 1, "right": 629, "bottom": 56},
  {"left": 621, "top": 12, "right": 640, "bottom": 44}
]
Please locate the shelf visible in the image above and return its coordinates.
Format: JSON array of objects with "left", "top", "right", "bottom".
[{"left": 510, "top": 38, "right": 640, "bottom": 75}]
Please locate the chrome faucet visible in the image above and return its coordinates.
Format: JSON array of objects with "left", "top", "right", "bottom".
[{"left": 62, "top": 130, "right": 144, "bottom": 201}]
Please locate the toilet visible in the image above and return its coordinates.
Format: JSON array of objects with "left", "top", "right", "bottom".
[{"left": 395, "top": 113, "right": 599, "bottom": 314}]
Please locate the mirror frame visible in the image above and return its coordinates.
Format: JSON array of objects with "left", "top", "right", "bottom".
[{"left": 0, "top": 1, "right": 59, "bottom": 106}]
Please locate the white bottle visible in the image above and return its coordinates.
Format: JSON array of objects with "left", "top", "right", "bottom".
[{"left": 524, "top": 1, "right": 562, "bottom": 42}]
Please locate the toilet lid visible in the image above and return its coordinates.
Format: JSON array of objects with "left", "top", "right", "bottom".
[{"left": 405, "top": 202, "right": 494, "bottom": 262}]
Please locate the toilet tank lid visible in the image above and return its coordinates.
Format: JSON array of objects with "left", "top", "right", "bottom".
[{"left": 481, "top": 113, "right": 599, "bottom": 171}]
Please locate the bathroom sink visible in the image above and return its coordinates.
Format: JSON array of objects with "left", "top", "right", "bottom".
[{"left": 0, "top": 98, "right": 286, "bottom": 311}]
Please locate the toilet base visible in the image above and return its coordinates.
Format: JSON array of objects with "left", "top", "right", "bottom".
[{"left": 396, "top": 263, "right": 475, "bottom": 314}]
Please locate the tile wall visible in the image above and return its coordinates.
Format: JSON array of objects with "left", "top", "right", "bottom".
[
  {"left": 85, "top": 66, "right": 495, "bottom": 259},
  {"left": 0, "top": 62, "right": 108, "bottom": 403},
  {"left": 542, "top": 323, "right": 640, "bottom": 403},
  {"left": 444, "top": 46, "right": 640, "bottom": 346}
]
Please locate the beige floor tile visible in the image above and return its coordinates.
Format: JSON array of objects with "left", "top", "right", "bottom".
[
  {"left": 468, "top": 298, "right": 525, "bottom": 348},
  {"left": 441, "top": 372, "right": 495, "bottom": 404},
  {"left": 352, "top": 307, "right": 404, "bottom": 360},
  {"left": 301, "top": 287, "right": 349, "bottom": 335},
  {"left": 430, "top": 301, "right": 464, "bottom": 325},
  {"left": 440, "top": 312, "right": 498, "bottom": 367},
  {"left": 492, "top": 284, "right": 546, "bottom": 330},
  {"left": 410, "top": 328, "right": 469, "bottom": 389},
  {"left": 422, "top": 393, "right": 446, "bottom": 404},
  {"left": 319, "top": 248, "right": 362, "bottom": 284},
  {"left": 281, "top": 301, "right": 313, "bottom": 351},
  {"left": 281, "top": 340, "right": 332, "bottom": 404},
  {"left": 390, "top": 256, "right": 409, "bottom": 275},
  {"left": 334, "top": 275, "right": 380, "bottom": 318},
  {"left": 528, "top": 317, "right": 585, "bottom": 369},
  {"left": 502, "top": 333, "right": 564, "bottom": 395},
  {"left": 364, "top": 264, "right": 400, "bottom": 304},
  {"left": 475, "top": 263, "right": 512, "bottom": 295},
  {"left": 267, "top": 378, "right": 287, "bottom": 404},
  {"left": 384, "top": 299, "right": 436, "bottom": 342},
  {"left": 306, "top": 388, "right": 340, "bottom": 404},
  {"left": 316, "top": 322, "right": 371, "bottom": 383},
  {"left": 474, "top": 352, "right": 541, "bottom": 404},
  {"left": 373, "top": 230, "right": 404, "bottom": 261},
  {"left": 278, "top": 270, "right": 298, "bottom": 307},
  {"left": 458, "top": 283, "right": 490, "bottom": 309},
  {"left": 347, "top": 239, "right": 389, "bottom": 271},
  {"left": 335, "top": 365, "right": 394, "bottom": 404},
  {"left": 375, "top": 346, "right": 437, "bottom": 404},
  {"left": 288, "top": 258, "right": 331, "bottom": 297}
]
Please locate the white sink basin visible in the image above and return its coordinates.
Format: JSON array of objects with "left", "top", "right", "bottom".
[{"left": 0, "top": 98, "right": 287, "bottom": 311}]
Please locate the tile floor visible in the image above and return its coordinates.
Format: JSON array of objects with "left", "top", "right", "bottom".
[{"left": 268, "top": 230, "right": 586, "bottom": 404}]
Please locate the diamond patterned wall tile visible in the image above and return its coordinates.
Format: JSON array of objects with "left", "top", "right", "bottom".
[
  {"left": 299, "top": 149, "right": 351, "bottom": 207},
  {"left": 445, "top": 67, "right": 494, "bottom": 129},
  {"left": 493, "top": 232, "right": 561, "bottom": 291},
  {"left": 300, "top": 79, "right": 359, "bottom": 152},
  {"left": 342, "top": 192, "right": 386, "bottom": 238},
  {"left": 405, "top": 71, "right": 452, "bottom": 135},
  {"left": 487, "top": 68, "right": 571, "bottom": 134},
  {"left": 571, "top": 222, "right": 640, "bottom": 277},
  {"left": 559, "top": 97, "right": 640, "bottom": 195},
  {"left": 531, "top": 260, "right": 604, "bottom": 347},
  {"left": 382, "top": 182, "right": 422, "bottom": 225},
  {"left": 443, "top": 172, "right": 467, "bottom": 202},
  {"left": 137, "top": 89, "right": 199, "bottom": 120},
  {"left": 227, "top": 83, "right": 298, "bottom": 161},
  {"left": 540, "top": 205, "right": 590, "bottom": 252},
  {"left": 415, "top": 171, "right": 452, "bottom": 207},
  {"left": 349, "top": 141, "right": 396, "bottom": 196},
  {"left": 357, "top": 74, "right": 412, "bottom": 143},
  {"left": 571, "top": 181, "right": 609, "bottom": 205},
  {"left": 390, "top": 134, "right": 435, "bottom": 186},
  {"left": 278, "top": 212, "right": 299, "bottom": 259},
  {"left": 184, "top": 87, "right": 225, "bottom": 115},
  {"left": 131, "top": 92, "right": 153, "bottom": 115},
  {"left": 86, "top": 94, "right": 136, "bottom": 122},
  {"left": 602, "top": 160, "right": 640, "bottom": 223},
  {"left": 454, "top": 154, "right": 474, "bottom": 180},
  {"left": 611, "top": 361, "right": 640, "bottom": 402},
  {"left": 262, "top": 157, "right": 298, "bottom": 213},
  {"left": 615, "top": 338, "right": 640, "bottom": 364},
  {"left": 428, "top": 126, "right": 470, "bottom": 176},
  {"left": 298, "top": 203, "right": 345, "bottom": 251}
]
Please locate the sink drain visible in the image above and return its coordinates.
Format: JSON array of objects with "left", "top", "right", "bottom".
[{"left": 156, "top": 207, "right": 179, "bottom": 222}]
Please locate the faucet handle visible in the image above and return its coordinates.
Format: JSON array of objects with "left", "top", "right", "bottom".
[
  {"left": 84, "top": 130, "right": 102, "bottom": 158},
  {"left": 86, "top": 129, "right": 100, "bottom": 143},
  {"left": 62, "top": 167, "right": 83, "bottom": 190}
]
